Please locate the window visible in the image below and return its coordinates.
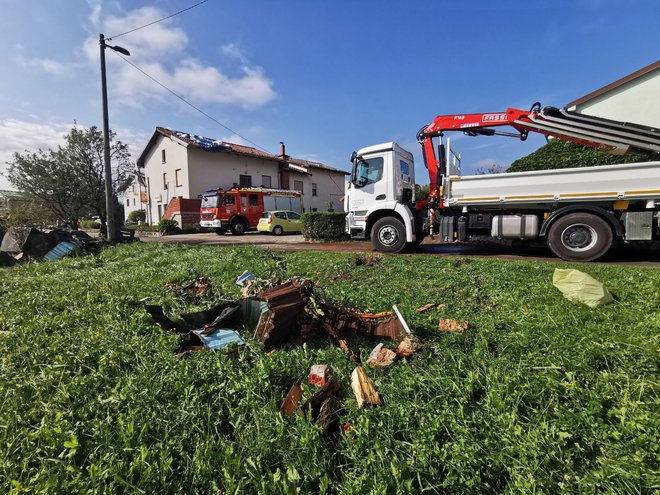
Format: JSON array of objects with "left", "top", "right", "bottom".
[
  {"left": 287, "top": 212, "right": 301, "bottom": 220},
  {"left": 157, "top": 204, "right": 163, "bottom": 220},
  {"left": 202, "top": 195, "right": 218, "bottom": 208},
  {"left": 249, "top": 194, "right": 259, "bottom": 206},
  {"left": 239, "top": 174, "right": 252, "bottom": 187},
  {"left": 240, "top": 194, "right": 247, "bottom": 208},
  {"left": 262, "top": 175, "right": 272, "bottom": 188},
  {"left": 175, "top": 169, "right": 183, "bottom": 187},
  {"left": 311, "top": 208, "right": 318, "bottom": 212},
  {"left": 353, "top": 157, "right": 384, "bottom": 187},
  {"left": 126, "top": 199, "right": 130, "bottom": 207},
  {"left": 222, "top": 195, "right": 235, "bottom": 206},
  {"left": 161, "top": 149, "right": 166, "bottom": 163},
  {"left": 163, "top": 172, "right": 168, "bottom": 189},
  {"left": 274, "top": 212, "right": 287, "bottom": 219},
  {"left": 133, "top": 198, "right": 136, "bottom": 206},
  {"left": 294, "top": 180, "right": 303, "bottom": 193},
  {"left": 312, "top": 183, "right": 318, "bottom": 196}
]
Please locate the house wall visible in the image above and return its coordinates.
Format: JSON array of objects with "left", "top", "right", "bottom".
[
  {"left": 139, "top": 132, "right": 347, "bottom": 225},
  {"left": 568, "top": 69, "right": 660, "bottom": 127},
  {"left": 119, "top": 182, "right": 145, "bottom": 223},
  {"left": 187, "top": 148, "right": 281, "bottom": 196},
  {"left": 142, "top": 134, "right": 191, "bottom": 225}
]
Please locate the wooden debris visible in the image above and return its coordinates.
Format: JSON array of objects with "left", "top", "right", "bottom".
[
  {"left": 357, "top": 311, "right": 395, "bottom": 319},
  {"left": 279, "top": 383, "right": 303, "bottom": 416},
  {"left": 339, "top": 339, "right": 361, "bottom": 364},
  {"left": 416, "top": 303, "right": 435, "bottom": 313},
  {"left": 315, "top": 397, "right": 339, "bottom": 436},
  {"left": 303, "top": 377, "right": 341, "bottom": 417},
  {"left": 366, "top": 343, "right": 397, "bottom": 368},
  {"left": 437, "top": 303, "right": 446, "bottom": 309},
  {"left": 309, "top": 364, "right": 332, "bottom": 387},
  {"left": 438, "top": 318, "right": 469, "bottom": 333},
  {"left": 394, "top": 337, "right": 415, "bottom": 358},
  {"left": 351, "top": 366, "right": 381, "bottom": 408}
]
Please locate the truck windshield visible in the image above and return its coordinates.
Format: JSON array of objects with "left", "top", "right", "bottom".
[
  {"left": 353, "top": 157, "right": 384, "bottom": 187},
  {"left": 201, "top": 195, "right": 218, "bottom": 208}
]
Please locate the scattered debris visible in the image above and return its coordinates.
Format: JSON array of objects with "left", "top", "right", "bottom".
[
  {"left": 552, "top": 268, "right": 614, "bottom": 308},
  {"left": 235, "top": 270, "right": 256, "bottom": 286},
  {"left": 303, "top": 377, "right": 341, "bottom": 417},
  {"left": 339, "top": 339, "right": 361, "bottom": 364},
  {"left": 332, "top": 273, "right": 353, "bottom": 282},
  {"left": 354, "top": 254, "right": 383, "bottom": 266},
  {"left": 416, "top": 303, "right": 436, "bottom": 313},
  {"left": 166, "top": 276, "right": 212, "bottom": 298},
  {"left": 0, "top": 227, "right": 97, "bottom": 264},
  {"left": 351, "top": 366, "right": 381, "bottom": 408},
  {"left": 438, "top": 318, "right": 469, "bottom": 333},
  {"left": 254, "top": 281, "right": 306, "bottom": 347},
  {"left": 144, "top": 304, "right": 187, "bottom": 333},
  {"left": 394, "top": 337, "right": 415, "bottom": 358},
  {"left": 280, "top": 383, "right": 303, "bottom": 416},
  {"left": 309, "top": 364, "right": 333, "bottom": 387},
  {"left": 357, "top": 311, "right": 394, "bottom": 319},
  {"left": 192, "top": 328, "right": 244, "bottom": 350},
  {"left": 366, "top": 343, "right": 397, "bottom": 368},
  {"left": 342, "top": 422, "right": 352, "bottom": 433},
  {"left": 315, "top": 396, "right": 340, "bottom": 436},
  {"left": 437, "top": 303, "right": 446, "bottom": 309},
  {"left": 392, "top": 305, "right": 412, "bottom": 336}
]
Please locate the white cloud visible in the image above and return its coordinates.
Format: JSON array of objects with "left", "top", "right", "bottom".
[
  {"left": 83, "top": 7, "right": 275, "bottom": 109},
  {"left": 17, "top": 56, "right": 82, "bottom": 78},
  {"left": 0, "top": 119, "right": 72, "bottom": 190}
]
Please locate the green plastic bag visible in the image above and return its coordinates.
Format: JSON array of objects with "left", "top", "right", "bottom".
[{"left": 552, "top": 269, "right": 614, "bottom": 308}]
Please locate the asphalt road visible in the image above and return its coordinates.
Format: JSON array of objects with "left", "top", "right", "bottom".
[{"left": 140, "top": 231, "right": 660, "bottom": 266}]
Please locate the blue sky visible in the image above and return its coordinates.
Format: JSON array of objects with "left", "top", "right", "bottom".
[{"left": 1, "top": 0, "right": 658, "bottom": 190}]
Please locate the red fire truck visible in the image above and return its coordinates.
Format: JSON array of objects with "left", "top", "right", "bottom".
[{"left": 199, "top": 187, "right": 303, "bottom": 235}]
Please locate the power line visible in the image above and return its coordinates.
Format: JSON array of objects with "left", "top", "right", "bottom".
[
  {"left": 110, "top": 51, "right": 271, "bottom": 153},
  {"left": 108, "top": 0, "right": 209, "bottom": 41}
]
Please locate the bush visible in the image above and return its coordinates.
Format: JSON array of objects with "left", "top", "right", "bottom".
[
  {"left": 508, "top": 139, "right": 648, "bottom": 173},
  {"left": 157, "top": 218, "right": 180, "bottom": 234},
  {"left": 301, "top": 212, "right": 347, "bottom": 240},
  {"left": 127, "top": 210, "right": 146, "bottom": 224},
  {"left": 80, "top": 219, "right": 99, "bottom": 229}
]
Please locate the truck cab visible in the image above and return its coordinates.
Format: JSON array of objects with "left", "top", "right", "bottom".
[{"left": 344, "top": 142, "right": 423, "bottom": 252}]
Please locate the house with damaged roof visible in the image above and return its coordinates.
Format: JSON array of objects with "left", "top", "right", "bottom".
[{"left": 126, "top": 127, "right": 348, "bottom": 228}]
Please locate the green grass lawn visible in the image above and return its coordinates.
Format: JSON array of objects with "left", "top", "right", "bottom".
[{"left": 0, "top": 243, "right": 658, "bottom": 494}]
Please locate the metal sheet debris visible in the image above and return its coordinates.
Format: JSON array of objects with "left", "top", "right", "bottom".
[
  {"left": 192, "top": 328, "right": 244, "bottom": 350},
  {"left": 280, "top": 383, "right": 303, "bottom": 415}
]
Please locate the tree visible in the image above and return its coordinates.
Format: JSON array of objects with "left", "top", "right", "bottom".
[
  {"left": 475, "top": 163, "right": 508, "bottom": 175},
  {"left": 0, "top": 199, "right": 58, "bottom": 228},
  {"left": 5, "top": 126, "right": 134, "bottom": 230},
  {"left": 507, "top": 139, "right": 649, "bottom": 173}
]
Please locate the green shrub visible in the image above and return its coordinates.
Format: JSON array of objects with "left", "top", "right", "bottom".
[
  {"left": 80, "top": 219, "right": 99, "bottom": 229},
  {"left": 301, "top": 212, "right": 346, "bottom": 240},
  {"left": 157, "top": 218, "right": 180, "bottom": 234},
  {"left": 127, "top": 210, "right": 146, "bottom": 224},
  {"left": 508, "top": 139, "right": 648, "bottom": 173}
]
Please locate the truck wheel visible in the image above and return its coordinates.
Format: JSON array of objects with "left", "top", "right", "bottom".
[
  {"left": 213, "top": 228, "right": 226, "bottom": 236},
  {"left": 547, "top": 213, "right": 613, "bottom": 262},
  {"left": 230, "top": 218, "right": 247, "bottom": 235},
  {"left": 273, "top": 226, "right": 283, "bottom": 236},
  {"left": 372, "top": 217, "right": 406, "bottom": 253}
]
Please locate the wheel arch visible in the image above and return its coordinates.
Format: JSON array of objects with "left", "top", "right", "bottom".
[
  {"left": 540, "top": 205, "right": 623, "bottom": 238},
  {"left": 230, "top": 214, "right": 248, "bottom": 226},
  {"left": 366, "top": 210, "right": 404, "bottom": 241}
]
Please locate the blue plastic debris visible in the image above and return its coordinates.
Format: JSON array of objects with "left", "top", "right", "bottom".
[
  {"left": 193, "top": 328, "right": 244, "bottom": 350},
  {"left": 236, "top": 270, "right": 256, "bottom": 286},
  {"left": 43, "top": 241, "right": 80, "bottom": 261}
]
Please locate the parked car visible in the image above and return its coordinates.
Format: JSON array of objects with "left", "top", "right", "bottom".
[{"left": 257, "top": 211, "right": 302, "bottom": 235}]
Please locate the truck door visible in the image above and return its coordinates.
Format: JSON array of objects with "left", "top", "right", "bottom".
[
  {"left": 349, "top": 153, "right": 389, "bottom": 212},
  {"left": 247, "top": 193, "right": 260, "bottom": 227}
]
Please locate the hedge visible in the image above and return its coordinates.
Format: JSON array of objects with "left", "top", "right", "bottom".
[{"left": 301, "top": 212, "right": 347, "bottom": 240}]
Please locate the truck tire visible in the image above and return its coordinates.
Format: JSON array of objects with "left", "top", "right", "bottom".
[
  {"left": 213, "top": 228, "right": 226, "bottom": 236},
  {"left": 273, "top": 226, "right": 283, "bottom": 236},
  {"left": 230, "top": 218, "right": 247, "bottom": 235},
  {"left": 547, "top": 212, "right": 613, "bottom": 262},
  {"left": 372, "top": 217, "right": 406, "bottom": 253}
]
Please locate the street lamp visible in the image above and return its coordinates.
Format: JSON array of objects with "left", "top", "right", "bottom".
[{"left": 99, "top": 33, "right": 130, "bottom": 242}]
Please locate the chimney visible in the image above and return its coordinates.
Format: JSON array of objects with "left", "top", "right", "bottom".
[{"left": 280, "top": 141, "right": 286, "bottom": 158}]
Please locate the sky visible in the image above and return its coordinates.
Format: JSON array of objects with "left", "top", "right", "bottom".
[{"left": 0, "top": 0, "right": 658, "bottom": 190}]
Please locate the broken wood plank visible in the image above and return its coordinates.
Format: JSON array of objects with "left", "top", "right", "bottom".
[
  {"left": 415, "top": 303, "right": 435, "bottom": 313},
  {"left": 351, "top": 365, "right": 381, "bottom": 408},
  {"left": 339, "top": 339, "right": 361, "bottom": 364},
  {"left": 279, "top": 383, "right": 303, "bottom": 416},
  {"left": 394, "top": 337, "right": 415, "bottom": 358},
  {"left": 302, "top": 377, "right": 341, "bottom": 418}
]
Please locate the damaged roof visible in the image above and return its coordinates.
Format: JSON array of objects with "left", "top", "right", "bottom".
[{"left": 137, "top": 127, "right": 349, "bottom": 175}]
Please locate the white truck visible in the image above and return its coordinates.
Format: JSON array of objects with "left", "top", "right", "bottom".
[{"left": 344, "top": 104, "right": 660, "bottom": 261}]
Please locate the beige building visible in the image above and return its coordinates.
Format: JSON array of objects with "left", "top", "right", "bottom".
[
  {"left": 130, "top": 127, "right": 347, "bottom": 226},
  {"left": 566, "top": 60, "right": 659, "bottom": 127}
]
